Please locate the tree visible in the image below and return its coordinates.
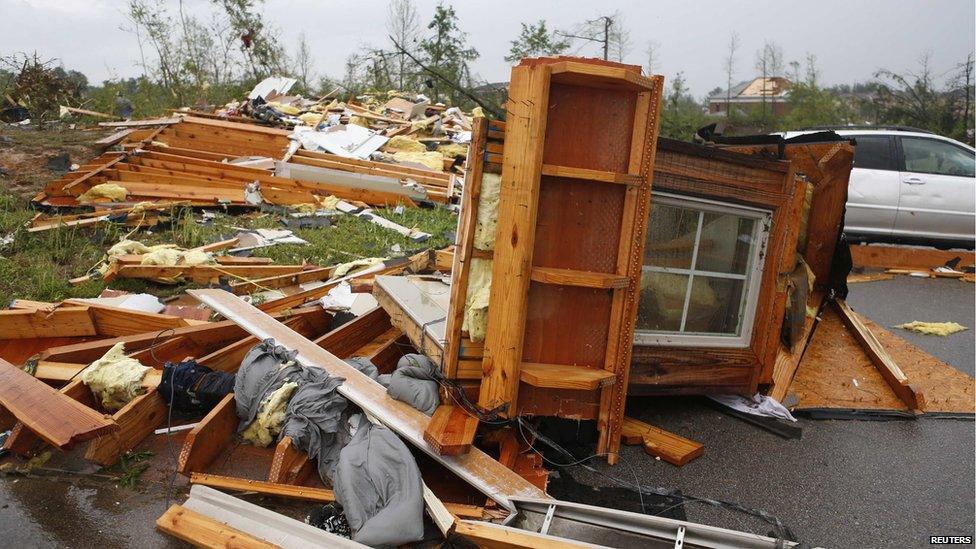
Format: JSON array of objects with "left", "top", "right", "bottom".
[
  {"left": 723, "top": 31, "right": 740, "bottom": 115},
  {"left": 387, "top": 0, "right": 421, "bottom": 90},
  {"left": 213, "top": 0, "right": 288, "bottom": 82},
  {"left": 644, "top": 40, "right": 660, "bottom": 74},
  {"left": 558, "top": 12, "right": 630, "bottom": 62},
  {"left": 875, "top": 52, "right": 974, "bottom": 143},
  {"left": 783, "top": 54, "right": 849, "bottom": 129},
  {"left": 417, "top": 4, "right": 479, "bottom": 105},
  {"left": 294, "top": 33, "right": 314, "bottom": 94},
  {"left": 505, "top": 20, "right": 569, "bottom": 63},
  {"left": 659, "top": 72, "right": 708, "bottom": 140},
  {"left": 754, "top": 40, "right": 784, "bottom": 129}
]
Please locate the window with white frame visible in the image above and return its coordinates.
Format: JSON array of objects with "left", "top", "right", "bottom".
[{"left": 635, "top": 192, "right": 771, "bottom": 348}]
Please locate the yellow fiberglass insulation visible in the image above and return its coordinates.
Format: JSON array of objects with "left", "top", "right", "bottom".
[
  {"left": 81, "top": 342, "right": 150, "bottom": 412},
  {"left": 241, "top": 381, "right": 299, "bottom": 447},
  {"left": 140, "top": 248, "right": 214, "bottom": 267},
  {"left": 895, "top": 321, "right": 968, "bottom": 336},
  {"left": 393, "top": 151, "right": 443, "bottom": 171},
  {"left": 386, "top": 136, "right": 428, "bottom": 153},
  {"left": 317, "top": 195, "right": 340, "bottom": 210},
  {"left": 795, "top": 178, "right": 815, "bottom": 254},
  {"left": 267, "top": 102, "right": 302, "bottom": 115},
  {"left": 462, "top": 258, "right": 492, "bottom": 342},
  {"left": 349, "top": 116, "right": 370, "bottom": 128},
  {"left": 78, "top": 183, "right": 128, "bottom": 203},
  {"left": 332, "top": 257, "right": 386, "bottom": 279},
  {"left": 437, "top": 143, "right": 468, "bottom": 159},
  {"left": 473, "top": 173, "right": 501, "bottom": 251}
]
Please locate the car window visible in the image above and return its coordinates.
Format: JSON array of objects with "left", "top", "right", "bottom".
[
  {"left": 901, "top": 137, "right": 976, "bottom": 177},
  {"left": 852, "top": 135, "right": 894, "bottom": 170}
]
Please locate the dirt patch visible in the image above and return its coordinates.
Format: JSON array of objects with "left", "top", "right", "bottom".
[{"left": 0, "top": 125, "right": 109, "bottom": 199}]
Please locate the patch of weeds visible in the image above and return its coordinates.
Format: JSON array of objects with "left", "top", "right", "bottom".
[{"left": 114, "top": 450, "right": 153, "bottom": 488}]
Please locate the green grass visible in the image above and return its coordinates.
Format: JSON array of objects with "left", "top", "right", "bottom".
[{"left": 0, "top": 193, "right": 457, "bottom": 305}]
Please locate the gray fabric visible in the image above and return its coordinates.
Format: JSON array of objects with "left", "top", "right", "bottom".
[
  {"left": 234, "top": 338, "right": 304, "bottom": 431},
  {"left": 332, "top": 418, "right": 424, "bottom": 548},
  {"left": 281, "top": 367, "right": 349, "bottom": 482},
  {"left": 344, "top": 357, "right": 379, "bottom": 380},
  {"left": 384, "top": 354, "right": 440, "bottom": 416}
]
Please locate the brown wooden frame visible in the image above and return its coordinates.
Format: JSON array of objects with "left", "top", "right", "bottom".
[{"left": 628, "top": 139, "right": 801, "bottom": 396}]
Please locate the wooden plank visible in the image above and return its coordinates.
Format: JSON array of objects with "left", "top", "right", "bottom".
[
  {"left": 267, "top": 436, "right": 314, "bottom": 485},
  {"left": 850, "top": 244, "right": 975, "bottom": 271},
  {"left": 62, "top": 155, "right": 125, "bottom": 194},
  {"left": 540, "top": 164, "right": 642, "bottom": 185},
  {"left": 620, "top": 416, "right": 703, "bottom": 466},
  {"left": 188, "top": 289, "right": 550, "bottom": 511},
  {"left": 0, "top": 358, "right": 117, "bottom": 448},
  {"left": 191, "top": 473, "right": 334, "bottom": 502},
  {"left": 479, "top": 63, "right": 552, "bottom": 414},
  {"left": 520, "top": 363, "right": 616, "bottom": 390},
  {"left": 455, "top": 520, "right": 595, "bottom": 548},
  {"left": 178, "top": 393, "right": 238, "bottom": 474},
  {"left": 116, "top": 264, "right": 307, "bottom": 283},
  {"left": 156, "top": 504, "right": 276, "bottom": 549},
  {"left": 834, "top": 299, "right": 924, "bottom": 410},
  {"left": 423, "top": 405, "right": 479, "bottom": 456},
  {"left": 0, "top": 307, "right": 96, "bottom": 339},
  {"left": 529, "top": 267, "right": 629, "bottom": 289},
  {"left": 85, "top": 390, "right": 167, "bottom": 466}
]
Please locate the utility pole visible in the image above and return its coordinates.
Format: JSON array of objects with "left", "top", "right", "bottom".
[
  {"left": 602, "top": 16, "right": 610, "bottom": 60},
  {"left": 557, "top": 15, "right": 614, "bottom": 61}
]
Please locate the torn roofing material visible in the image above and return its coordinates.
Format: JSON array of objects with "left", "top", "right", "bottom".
[{"left": 187, "top": 288, "right": 550, "bottom": 512}]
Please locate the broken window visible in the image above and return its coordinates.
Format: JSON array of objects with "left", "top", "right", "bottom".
[{"left": 635, "top": 192, "right": 770, "bottom": 348}]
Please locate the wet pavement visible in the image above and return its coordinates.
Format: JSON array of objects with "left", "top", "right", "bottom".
[{"left": 0, "top": 276, "right": 972, "bottom": 548}]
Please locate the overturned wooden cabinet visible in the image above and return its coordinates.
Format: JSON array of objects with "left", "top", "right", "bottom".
[{"left": 445, "top": 57, "right": 665, "bottom": 463}]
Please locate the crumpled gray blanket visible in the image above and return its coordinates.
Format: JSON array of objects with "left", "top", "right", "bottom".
[
  {"left": 378, "top": 353, "right": 440, "bottom": 415},
  {"left": 332, "top": 416, "right": 424, "bottom": 547}
]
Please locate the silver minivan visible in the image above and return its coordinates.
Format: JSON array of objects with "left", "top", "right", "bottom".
[{"left": 788, "top": 128, "right": 976, "bottom": 248}]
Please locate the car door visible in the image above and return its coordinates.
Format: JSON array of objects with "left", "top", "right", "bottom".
[
  {"left": 844, "top": 134, "right": 901, "bottom": 237},
  {"left": 894, "top": 136, "right": 976, "bottom": 241}
]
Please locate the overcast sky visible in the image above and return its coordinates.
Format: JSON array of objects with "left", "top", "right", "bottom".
[{"left": 1, "top": 0, "right": 973, "bottom": 96}]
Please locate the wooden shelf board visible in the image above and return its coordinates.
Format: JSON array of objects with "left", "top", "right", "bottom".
[
  {"left": 529, "top": 266, "right": 629, "bottom": 289},
  {"left": 519, "top": 362, "right": 615, "bottom": 390},
  {"left": 541, "top": 163, "right": 642, "bottom": 185},
  {"left": 549, "top": 61, "right": 656, "bottom": 91}
]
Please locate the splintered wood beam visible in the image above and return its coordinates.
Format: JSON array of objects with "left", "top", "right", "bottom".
[
  {"left": 620, "top": 417, "right": 703, "bottom": 467},
  {"left": 0, "top": 359, "right": 117, "bottom": 449},
  {"left": 833, "top": 299, "right": 925, "bottom": 410},
  {"left": 188, "top": 289, "right": 550, "bottom": 512},
  {"left": 0, "top": 307, "right": 97, "bottom": 339},
  {"left": 423, "top": 405, "right": 479, "bottom": 456},
  {"left": 156, "top": 505, "right": 276, "bottom": 549},
  {"left": 849, "top": 244, "right": 975, "bottom": 272},
  {"left": 519, "top": 363, "right": 616, "bottom": 390},
  {"left": 454, "top": 520, "right": 594, "bottom": 549},
  {"left": 178, "top": 393, "right": 238, "bottom": 475}
]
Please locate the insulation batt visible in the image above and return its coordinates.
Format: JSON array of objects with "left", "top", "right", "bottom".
[
  {"left": 78, "top": 183, "right": 128, "bottom": 203},
  {"left": 385, "top": 135, "right": 427, "bottom": 153},
  {"left": 895, "top": 321, "right": 968, "bottom": 336},
  {"left": 472, "top": 173, "right": 501, "bottom": 251},
  {"left": 81, "top": 342, "right": 150, "bottom": 411},
  {"left": 392, "top": 151, "right": 443, "bottom": 171},
  {"left": 462, "top": 257, "right": 492, "bottom": 342},
  {"left": 241, "top": 381, "right": 298, "bottom": 446},
  {"left": 331, "top": 257, "right": 385, "bottom": 279}
]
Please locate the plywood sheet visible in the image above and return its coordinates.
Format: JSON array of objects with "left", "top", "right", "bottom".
[{"left": 792, "top": 308, "right": 974, "bottom": 413}]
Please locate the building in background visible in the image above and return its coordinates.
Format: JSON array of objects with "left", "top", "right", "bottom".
[{"left": 708, "top": 76, "right": 792, "bottom": 117}]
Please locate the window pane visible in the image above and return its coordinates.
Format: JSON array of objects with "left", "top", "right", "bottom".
[
  {"left": 637, "top": 270, "right": 689, "bottom": 331},
  {"left": 852, "top": 136, "right": 893, "bottom": 170},
  {"left": 645, "top": 203, "right": 699, "bottom": 269},
  {"left": 902, "top": 137, "right": 976, "bottom": 177},
  {"left": 684, "top": 276, "right": 746, "bottom": 335},
  {"left": 695, "top": 212, "right": 755, "bottom": 274}
]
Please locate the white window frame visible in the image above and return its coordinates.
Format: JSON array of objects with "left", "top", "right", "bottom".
[{"left": 635, "top": 192, "right": 771, "bottom": 349}]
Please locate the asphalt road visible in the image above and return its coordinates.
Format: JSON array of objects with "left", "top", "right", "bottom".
[
  {"left": 0, "top": 277, "right": 971, "bottom": 548},
  {"left": 568, "top": 276, "right": 975, "bottom": 548}
]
